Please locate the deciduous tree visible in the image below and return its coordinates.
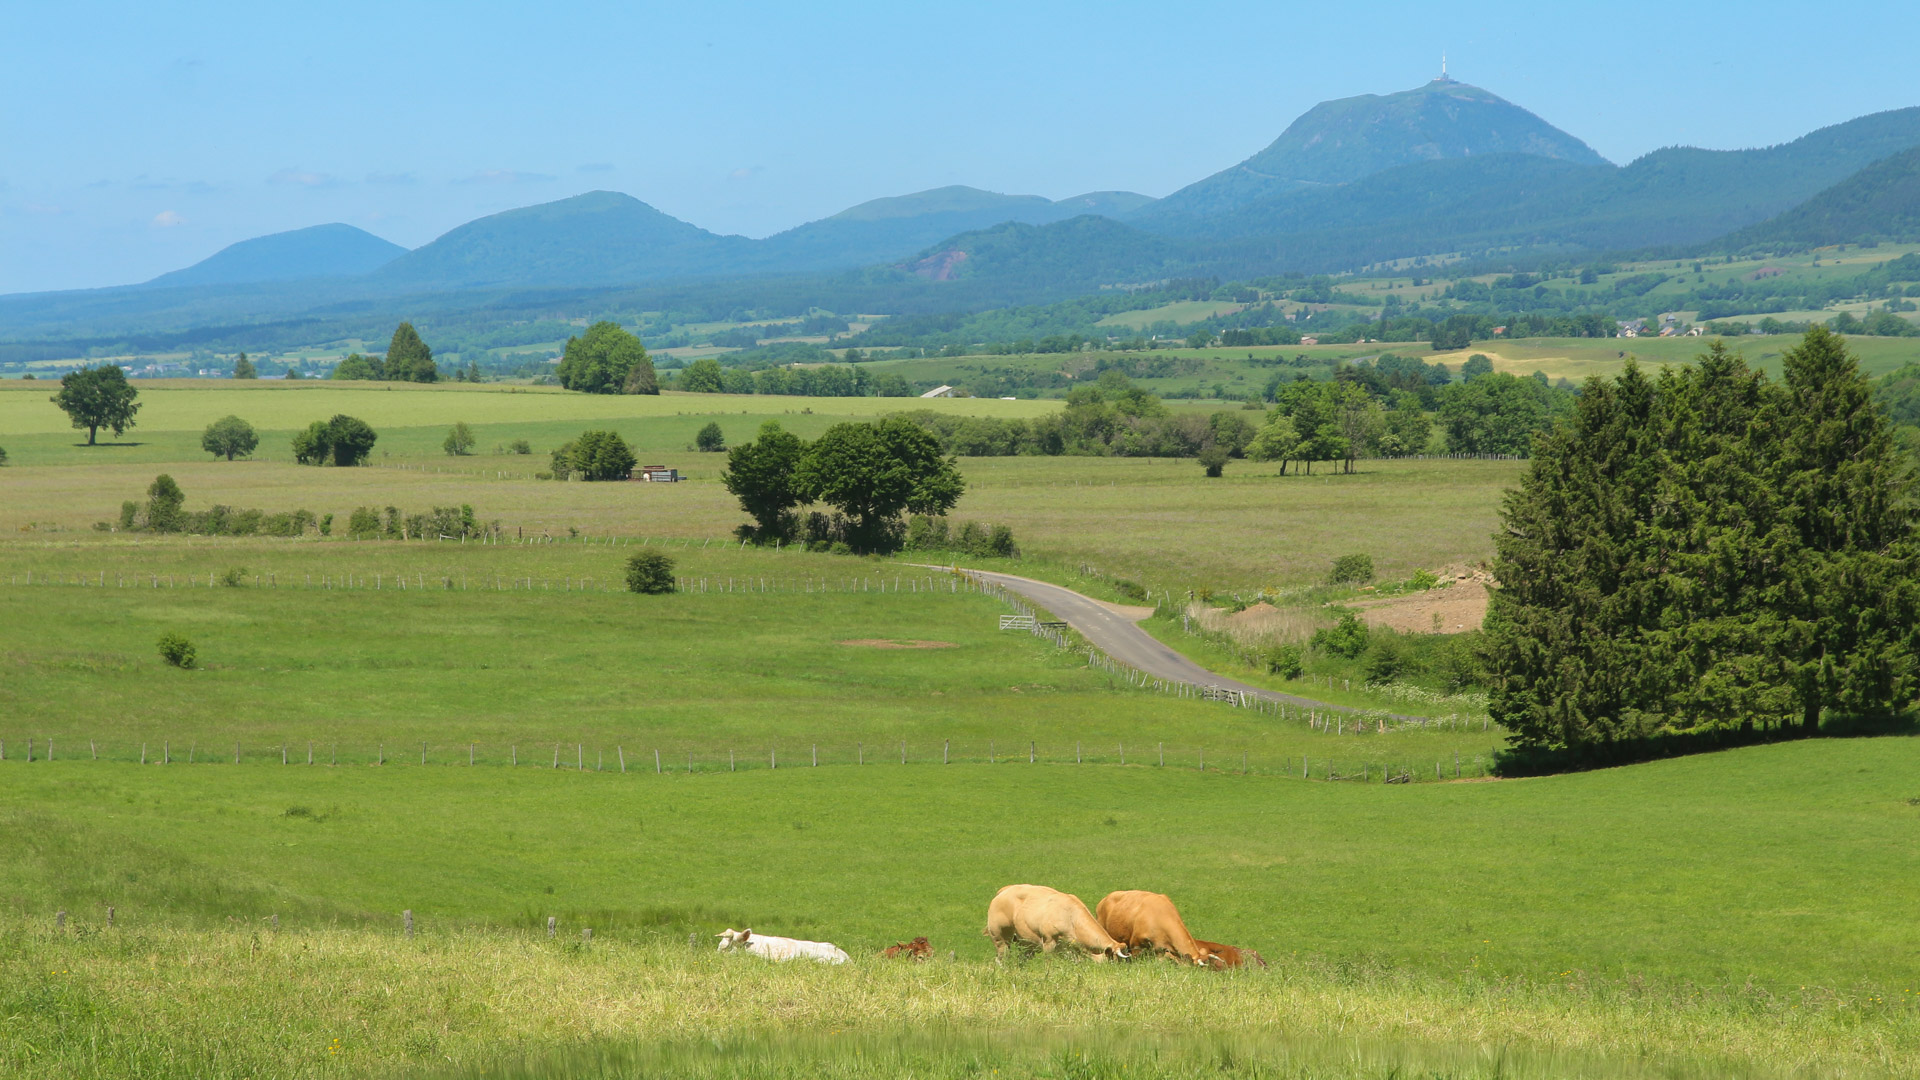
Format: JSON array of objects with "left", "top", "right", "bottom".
[
  {"left": 557, "top": 321, "right": 654, "bottom": 395},
  {"left": 200, "top": 415, "right": 259, "bottom": 461},
  {"left": 722, "top": 421, "right": 808, "bottom": 542},
  {"left": 51, "top": 365, "right": 141, "bottom": 445},
  {"left": 795, "top": 418, "right": 963, "bottom": 553}
]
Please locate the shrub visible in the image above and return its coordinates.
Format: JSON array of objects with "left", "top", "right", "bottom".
[
  {"left": 219, "top": 567, "right": 247, "bottom": 587},
  {"left": 695, "top": 421, "right": 726, "bottom": 452},
  {"left": 157, "top": 632, "right": 196, "bottom": 668},
  {"left": 1407, "top": 569, "right": 1439, "bottom": 591},
  {"left": 1263, "top": 643, "right": 1304, "bottom": 679},
  {"left": 443, "top": 422, "right": 476, "bottom": 456},
  {"left": 1311, "top": 612, "right": 1370, "bottom": 659},
  {"left": 319, "top": 513, "right": 333, "bottom": 536},
  {"left": 1328, "top": 554, "right": 1374, "bottom": 585},
  {"left": 828, "top": 541, "right": 852, "bottom": 556},
  {"left": 1198, "top": 445, "right": 1230, "bottom": 477},
  {"left": 509, "top": 439, "right": 532, "bottom": 455},
  {"left": 0, "top": 446, "right": 8, "bottom": 466},
  {"left": 901, "top": 515, "right": 1019, "bottom": 558},
  {"left": 625, "top": 551, "right": 676, "bottom": 594},
  {"left": 145, "top": 474, "right": 186, "bottom": 533},
  {"left": 347, "top": 506, "right": 381, "bottom": 538},
  {"left": 1362, "top": 635, "right": 1406, "bottom": 684}
]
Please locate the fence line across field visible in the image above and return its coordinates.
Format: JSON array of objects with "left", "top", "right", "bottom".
[{"left": 0, "top": 735, "right": 1502, "bottom": 783}]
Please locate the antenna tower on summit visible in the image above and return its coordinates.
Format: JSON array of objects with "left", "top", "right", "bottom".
[{"left": 1435, "top": 52, "right": 1456, "bottom": 83}]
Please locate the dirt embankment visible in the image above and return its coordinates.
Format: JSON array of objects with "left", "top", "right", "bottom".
[{"left": 1347, "top": 568, "right": 1492, "bottom": 634}]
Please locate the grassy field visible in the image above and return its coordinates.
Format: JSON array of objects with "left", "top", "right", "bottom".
[
  {"left": 4, "top": 738, "right": 1918, "bottom": 1078},
  {"left": 6, "top": 379, "right": 1914, "bottom": 1079},
  {"left": 0, "top": 547, "right": 1499, "bottom": 761}
]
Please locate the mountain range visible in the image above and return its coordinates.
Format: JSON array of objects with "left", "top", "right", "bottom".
[{"left": 6, "top": 76, "right": 1919, "bottom": 340}]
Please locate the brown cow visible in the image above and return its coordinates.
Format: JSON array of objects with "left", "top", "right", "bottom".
[
  {"left": 1192, "top": 939, "right": 1268, "bottom": 970},
  {"left": 983, "top": 884, "right": 1129, "bottom": 962},
  {"left": 882, "top": 936, "right": 932, "bottom": 961},
  {"left": 1095, "top": 890, "right": 1207, "bottom": 966}
]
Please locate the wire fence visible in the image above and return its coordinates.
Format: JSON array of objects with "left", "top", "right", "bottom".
[{"left": 0, "top": 735, "right": 1503, "bottom": 783}]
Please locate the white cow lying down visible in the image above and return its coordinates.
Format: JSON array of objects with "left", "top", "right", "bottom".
[{"left": 715, "top": 928, "right": 849, "bottom": 964}]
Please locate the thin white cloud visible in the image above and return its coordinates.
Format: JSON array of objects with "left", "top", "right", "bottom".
[
  {"left": 151, "top": 210, "right": 186, "bottom": 228},
  {"left": 454, "top": 169, "right": 556, "bottom": 185},
  {"left": 268, "top": 168, "right": 341, "bottom": 188},
  {"left": 365, "top": 171, "right": 416, "bottom": 185}
]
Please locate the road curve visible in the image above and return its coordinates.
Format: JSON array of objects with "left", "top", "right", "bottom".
[{"left": 961, "top": 567, "right": 1406, "bottom": 718}]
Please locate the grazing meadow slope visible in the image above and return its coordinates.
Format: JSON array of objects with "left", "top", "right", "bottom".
[{"left": 3, "top": 378, "right": 1916, "bottom": 1080}]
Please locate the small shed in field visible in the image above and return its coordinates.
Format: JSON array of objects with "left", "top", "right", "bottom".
[{"left": 635, "top": 465, "right": 681, "bottom": 482}]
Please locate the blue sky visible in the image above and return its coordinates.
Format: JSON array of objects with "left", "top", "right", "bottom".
[{"left": 3, "top": 0, "right": 1916, "bottom": 294}]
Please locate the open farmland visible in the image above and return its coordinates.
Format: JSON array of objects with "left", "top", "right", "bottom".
[{"left": 3, "top": 377, "right": 1915, "bottom": 1080}]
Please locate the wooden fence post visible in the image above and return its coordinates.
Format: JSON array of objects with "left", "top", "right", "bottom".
[
  {"left": 1029, "top": 741, "right": 1035, "bottom": 764},
  {"left": 655, "top": 749, "right": 661, "bottom": 774},
  {"left": 583, "top": 928, "right": 592, "bottom": 944},
  {"left": 577, "top": 744, "right": 582, "bottom": 770},
  {"left": 618, "top": 747, "right": 626, "bottom": 773},
  {"left": 944, "top": 740, "right": 949, "bottom": 764},
  {"left": 771, "top": 748, "right": 776, "bottom": 770},
  {"left": 812, "top": 745, "right": 817, "bottom": 767},
  {"left": 553, "top": 744, "right": 559, "bottom": 769},
  {"left": 106, "top": 906, "right": 114, "bottom": 928},
  {"left": 404, "top": 910, "right": 413, "bottom": 937},
  {"left": 547, "top": 916, "right": 556, "bottom": 938},
  {"left": 235, "top": 741, "right": 240, "bottom": 764},
  {"left": 730, "top": 750, "right": 735, "bottom": 772},
  {"left": 1158, "top": 742, "right": 1163, "bottom": 767},
  {"left": 901, "top": 741, "right": 906, "bottom": 764}
]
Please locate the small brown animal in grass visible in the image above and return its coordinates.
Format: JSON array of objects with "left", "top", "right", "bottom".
[
  {"left": 882, "top": 936, "right": 932, "bottom": 961},
  {"left": 1193, "top": 939, "right": 1268, "bottom": 969}
]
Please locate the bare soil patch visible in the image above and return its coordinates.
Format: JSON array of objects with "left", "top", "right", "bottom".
[
  {"left": 837, "top": 639, "right": 959, "bottom": 650},
  {"left": 1348, "top": 569, "right": 1491, "bottom": 634}
]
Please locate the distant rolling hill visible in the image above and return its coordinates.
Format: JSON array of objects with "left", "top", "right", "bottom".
[
  {"left": 1710, "top": 145, "right": 1920, "bottom": 249},
  {"left": 369, "top": 191, "right": 753, "bottom": 290},
  {"left": 145, "top": 224, "right": 406, "bottom": 287},
  {"left": 755, "top": 186, "right": 1155, "bottom": 272},
  {"left": 1132, "top": 78, "right": 1608, "bottom": 234}
]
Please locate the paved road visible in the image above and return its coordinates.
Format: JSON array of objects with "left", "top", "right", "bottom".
[{"left": 963, "top": 568, "right": 1411, "bottom": 718}]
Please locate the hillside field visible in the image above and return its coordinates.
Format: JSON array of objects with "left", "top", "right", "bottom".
[{"left": 4, "top": 378, "right": 1916, "bottom": 1080}]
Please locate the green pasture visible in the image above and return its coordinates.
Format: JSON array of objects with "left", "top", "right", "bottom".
[
  {"left": 1094, "top": 298, "right": 1249, "bottom": 329},
  {"left": 4, "top": 736, "right": 1918, "bottom": 1078},
  {"left": 0, "top": 432, "right": 1518, "bottom": 592},
  {"left": 0, "top": 545, "right": 1498, "bottom": 758}
]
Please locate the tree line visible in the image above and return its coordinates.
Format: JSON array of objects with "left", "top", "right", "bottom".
[{"left": 1488, "top": 328, "right": 1918, "bottom": 763}]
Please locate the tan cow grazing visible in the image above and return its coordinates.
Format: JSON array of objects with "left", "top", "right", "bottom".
[
  {"left": 983, "top": 884, "right": 1129, "bottom": 961},
  {"left": 1192, "top": 939, "right": 1268, "bottom": 970},
  {"left": 1095, "top": 890, "right": 1208, "bottom": 966}
]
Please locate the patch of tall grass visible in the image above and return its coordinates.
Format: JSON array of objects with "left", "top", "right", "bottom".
[{"left": 4, "top": 922, "right": 1910, "bottom": 1080}]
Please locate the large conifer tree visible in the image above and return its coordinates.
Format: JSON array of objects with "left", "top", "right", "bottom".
[
  {"left": 382, "top": 322, "right": 437, "bottom": 382},
  {"left": 1488, "top": 332, "right": 1917, "bottom": 754}
]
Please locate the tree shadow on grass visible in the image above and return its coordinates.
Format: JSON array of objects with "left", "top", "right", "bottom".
[
  {"left": 1495, "top": 712, "right": 1920, "bottom": 777},
  {"left": 71, "top": 441, "right": 146, "bottom": 447}
]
